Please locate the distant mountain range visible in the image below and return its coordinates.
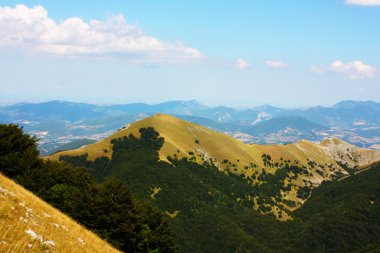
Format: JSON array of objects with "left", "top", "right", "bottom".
[{"left": 1, "top": 100, "right": 380, "bottom": 154}]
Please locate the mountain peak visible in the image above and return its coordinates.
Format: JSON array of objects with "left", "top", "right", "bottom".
[
  {"left": 332, "top": 100, "right": 378, "bottom": 109},
  {"left": 152, "top": 113, "right": 181, "bottom": 121},
  {"left": 320, "top": 137, "right": 346, "bottom": 146}
]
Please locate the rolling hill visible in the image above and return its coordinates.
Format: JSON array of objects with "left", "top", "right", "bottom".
[
  {"left": 49, "top": 114, "right": 380, "bottom": 219},
  {"left": 0, "top": 173, "right": 119, "bottom": 253}
]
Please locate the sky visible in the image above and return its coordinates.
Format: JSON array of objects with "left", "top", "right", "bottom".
[{"left": 0, "top": 0, "right": 380, "bottom": 108}]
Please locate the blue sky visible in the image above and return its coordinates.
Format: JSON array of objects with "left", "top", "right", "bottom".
[{"left": 0, "top": 0, "right": 379, "bottom": 107}]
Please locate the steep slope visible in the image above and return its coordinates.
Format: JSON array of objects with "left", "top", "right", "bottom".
[
  {"left": 0, "top": 173, "right": 119, "bottom": 253},
  {"left": 49, "top": 114, "right": 380, "bottom": 218}
]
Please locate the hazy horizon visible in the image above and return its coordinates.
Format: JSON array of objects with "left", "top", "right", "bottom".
[{"left": 1, "top": 98, "right": 379, "bottom": 111}]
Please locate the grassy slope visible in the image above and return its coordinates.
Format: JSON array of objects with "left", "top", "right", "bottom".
[
  {"left": 49, "top": 114, "right": 380, "bottom": 216},
  {"left": 0, "top": 173, "right": 119, "bottom": 253}
]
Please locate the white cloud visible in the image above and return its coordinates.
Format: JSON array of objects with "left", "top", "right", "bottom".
[
  {"left": 345, "top": 0, "right": 380, "bottom": 6},
  {"left": 0, "top": 4, "right": 202, "bottom": 62},
  {"left": 330, "top": 60, "right": 376, "bottom": 79},
  {"left": 310, "top": 60, "right": 377, "bottom": 80},
  {"left": 265, "top": 60, "right": 288, "bottom": 68},
  {"left": 309, "top": 66, "right": 326, "bottom": 75},
  {"left": 234, "top": 58, "right": 251, "bottom": 70}
]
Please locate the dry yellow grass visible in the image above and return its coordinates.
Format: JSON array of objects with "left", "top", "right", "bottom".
[
  {"left": 0, "top": 173, "right": 120, "bottom": 253},
  {"left": 48, "top": 114, "right": 380, "bottom": 218}
]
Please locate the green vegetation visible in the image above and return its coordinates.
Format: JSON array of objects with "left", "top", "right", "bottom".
[
  {"left": 3, "top": 123, "right": 380, "bottom": 252},
  {"left": 60, "top": 127, "right": 380, "bottom": 252},
  {"left": 0, "top": 124, "right": 176, "bottom": 253},
  {"left": 293, "top": 162, "right": 380, "bottom": 252},
  {"left": 0, "top": 124, "right": 41, "bottom": 178},
  {"left": 296, "top": 186, "right": 312, "bottom": 200},
  {"left": 60, "top": 128, "right": 286, "bottom": 252},
  {"left": 61, "top": 127, "right": 292, "bottom": 252}
]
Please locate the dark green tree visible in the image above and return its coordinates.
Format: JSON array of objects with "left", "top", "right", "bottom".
[{"left": 0, "top": 124, "right": 41, "bottom": 177}]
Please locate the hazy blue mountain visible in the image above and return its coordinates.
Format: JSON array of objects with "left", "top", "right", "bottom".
[
  {"left": 1, "top": 99, "right": 380, "bottom": 151},
  {"left": 44, "top": 138, "right": 96, "bottom": 155},
  {"left": 1, "top": 100, "right": 104, "bottom": 122},
  {"left": 175, "top": 115, "right": 240, "bottom": 132},
  {"left": 282, "top": 100, "right": 380, "bottom": 127},
  {"left": 245, "top": 116, "right": 328, "bottom": 136}
]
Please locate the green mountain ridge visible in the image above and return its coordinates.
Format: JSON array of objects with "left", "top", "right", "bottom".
[
  {"left": 2, "top": 118, "right": 380, "bottom": 252},
  {"left": 59, "top": 128, "right": 380, "bottom": 252},
  {"left": 51, "top": 114, "right": 380, "bottom": 219},
  {"left": 50, "top": 115, "right": 380, "bottom": 252}
]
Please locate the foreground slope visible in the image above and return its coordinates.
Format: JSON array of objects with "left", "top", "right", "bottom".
[
  {"left": 0, "top": 173, "right": 119, "bottom": 253},
  {"left": 49, "top": 114, "right": 380, "bottom": 217}
]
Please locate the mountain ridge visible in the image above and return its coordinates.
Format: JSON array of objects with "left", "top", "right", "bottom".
[{"left": 49, "top": 114, "right": 380, "bottom": 219}]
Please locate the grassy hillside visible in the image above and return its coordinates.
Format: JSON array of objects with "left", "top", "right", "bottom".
[
  {"left": 50, "top": 114, "right": 380, "bottom": 219},
  {"left": 0, "top": 173, "right": 119, "bottom": 253},
  {"left": 57, "top": 127, "right": 289, "bottom": 252},
  {"left": 54, "top": 123, "right": 380, "bottom": 252}
]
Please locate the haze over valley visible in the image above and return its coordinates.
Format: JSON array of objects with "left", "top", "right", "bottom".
[{"left": 1, "top": 99, "right": 380, "bottom": 155}]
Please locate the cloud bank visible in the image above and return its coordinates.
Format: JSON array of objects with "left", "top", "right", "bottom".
[
  {"left": 345, "top": 0, "right": 380, "bottom": 6},
  {"left": 265, "top": 61, "right": 288, "bottom": 68},
  {"left": 0, "top": 4, "right": 202, "bottom": 62},
  {"left": 234, "top": 58, "right": 251, "bottom": 70},
  {"left": 310, "top": 60, "right": 377, "bottom": 80}
]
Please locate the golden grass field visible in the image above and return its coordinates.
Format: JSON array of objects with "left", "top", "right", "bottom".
[
  {"left": 0, "top": 173, "right": 120, "bottom": 253},
  {"left": 48, "top": 114, "right": 380, "bottom": 218}
]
